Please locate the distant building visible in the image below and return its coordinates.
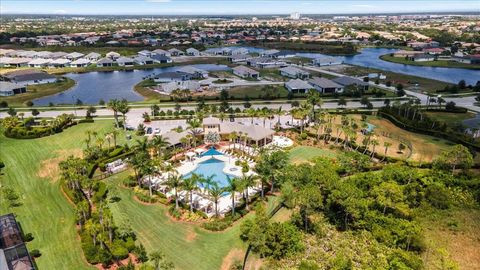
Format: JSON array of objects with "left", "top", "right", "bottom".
[
  {"left": 151, "top": 54, "right": 172, "bottom": 64},
  {"left": 285, "top": 79, "right": 312, "bottom": 93},
  {"left": 308, "top": 77, "right": 344, "bottom": 93},
  {"left": 84, "top": 52, "right": 101, "bottom": 62},
  {"left": 0, "top": 81, "right": 27, "bottom": 96},
  {"left": 96, "top": 58, "right": 114, "bottom": 67},
  {"left": 154, "top": 71, "right": 191, "bottom": 83},
  {"left": 186, "top": 48, "right": 200, "bottom": 56},
  {"left": 177, "top": 66, "right": 208, "bottom": 79},
  {"left": 409, "top": 54, "right": 435, "bottom": 62},
  {"left": 116, "top": 57, "right": 135, "bottom": 67},
  {"left": 280, "top": 66, "right": 310, "bottom": 79},
  {"left": 290, "top": 12, "right": 301, "bottom": 20},
  {"left": 106, "top": 51, "right": 121, "bottom": 60},
  {"left": 2, "top": 69, "right": 57, "bottom": 85},
  {"left": 134, "top": 56, "right": 154, "bottom": 65},
  {"left": 232, "top": 65, "right": 260, "bottom": 79},
  {"left": 312, "top": 57, "right": 343, "bottom": 66},
  {"left": 332, "top": 76, "right": 369, "bottom": 91},
  {"left": 70, "top": 58, "right": 91, "bottom": 67}
]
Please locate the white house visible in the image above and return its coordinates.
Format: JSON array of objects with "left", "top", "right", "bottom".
[
  {"left": 232, "top": 65, "right": 259, "bottom": 79},
  {"left": 186, "top": 48, "right": 200, "bottom": 56},
  {"left": 280, "top": 66, "right": 310, "bottom": 79},
  {"left": 84, "top": 52, "right": 101, "bottom": 62},
  {"left": 308, "top": 77, "right": 344, "bottom": 93},
  {"left": 64, "top": 52, "right": 85, "bottom": 60},
  {"left": 106, "top": 51, "right": 121, "bottom": 60},
  {"left": 70, "top": 58, "right": 91, "bottom": 67},
  {"left": 116, "top": 57, "right": 135, "bottom": 67}
]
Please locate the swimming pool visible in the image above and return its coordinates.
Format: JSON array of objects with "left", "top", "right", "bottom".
[
  {"left": 183, "top": 158, "right": 236, "bottom": 188},
  {"left": 200, "top": 147, "right": 224, "bottom": 157}
]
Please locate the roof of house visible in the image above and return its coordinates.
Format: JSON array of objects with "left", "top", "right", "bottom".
[
  {"left": 70, "top": 58, "right": 91, "bottom": 65},
  {"left": 0, "top": 81, "right": 25, "bottom": 93},
  {"left": 308, "top": 77, "right": 343, "bottom": 88},
  {"left": 134, "top": 56, "right": 154, "bottom": 62},
  {"left": 177, "top": 66, "right": 207, "bottom": 74},
  {"left": 116, "top": 57, "right": 135, "bottom": 63},
  {"left": 332, "top": 76, "right": 369, "bottom": 87},
  {"left": 96, "top": 58, "right": 114, "bottom": 64},
  {"left": 285, "top": 79, "right": 312, "bottom": 90},
  {"left": 152, "top": 49, "right": 169, "bottom": 55},
  {"left": 28, "top": 58, "right": 51, "bottom": 65},
  {"left": 313, "top": 56, "right": 341, "bottom": 62},
  {"left": 138, "top": 50, "right": 152, "bottom": 54},
  {"left": 106, "top": 51, "right": 120, "bottom": 56},
  {"left": 49, "top": 51, "right": 68, "bottom": 59},
  {"left": 203, "top": 116, "right": 221, "bottom": 125},
  {"left": 186, "top": 47, "right": 200, "bottom": 52},
  {"left": 151, "top": 54, "right": 172, "bottom": 61},
  {"left": 34, "top": 51, "right": 52, "bottom": 58},
  {"left": 232, "top": 65, "right": 259, "bottom": 75},
  {"left": 3, "top": 69, "right": 56, "bottom": 82},
  {"left": 168, "top": 48, "right": 184, "bottom": 53},
  {"left": 229, "top": 54, "right": 251, "bottom": 60},
  {"left": 65, "top": 52, "right": 84, "bottom": 58},
  {"left": 163, "top": 130, "right": 190, "bottom": 146},
  {"left": 201, "top": 117, "right": 275, "bottom": 141},
  {"left": 154, "top": 71, "right": 190, "bottom": 80},
  {"left": 49, "top": 58, "right": 71, "bottom": 65},
  {"left": 85, "top": 52, "right": 101, "bottom": 58},
  {"left": 280, "top": 66, "right": 309, "bottom": 75}
]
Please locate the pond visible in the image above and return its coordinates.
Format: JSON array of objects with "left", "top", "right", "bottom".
[{"left": 33, "top": 64, "right": 230, "bottom": 105}]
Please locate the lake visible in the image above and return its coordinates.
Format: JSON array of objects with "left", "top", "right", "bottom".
[
  {"left": 34, "top": 47, "right": 480, "bottom": 105},
  {"left": 33, "top": 64, "right": 230, "bottom": 105}
]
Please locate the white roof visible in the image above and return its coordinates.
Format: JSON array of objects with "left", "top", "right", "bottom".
[
  {"left": 28, "top": 58, "right": 51, "bottom": 65},
  {"left": 0, "top": 81, "right": 25, "bottom": 92},
  {"left": 65, "top": 52, "right": 85, "bottom": 58},
  {"left": 85, "top": 52, "right": 101, "bottom": 58},
  {"left": 106, "top": 51, "right": 120, "bottom": 56},
  {"left": 285, "top": 79, "right": 312, "bottom": 90},
  {"left": 70, "top": 58, "right": 91, "bottom": 65},
  {"left": 50, "top": 58, "right": 71, "bottom": 64}
]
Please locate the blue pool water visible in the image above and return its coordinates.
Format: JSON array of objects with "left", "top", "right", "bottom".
[
  {"left": 201, "top": 147, "right": 223, "bottom": 157},
  {"left": 366, "top": 123, "right": 376, "bottom": 132},
  {"left": 183, "top": 158, "right": 235, "bottom": 188}
]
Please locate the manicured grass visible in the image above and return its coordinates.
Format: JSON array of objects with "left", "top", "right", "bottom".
[
  {"left": 380, "top": 54, "right": 480, "bottom": 70},
  {"left": 133, "top": 79, "right": 170, "bottom": 101},
  {"left": 0, "top": 120, "right": 137, "bottom": 270},
  {"left": 0, "top": 77, "right": 75, "bottom": 106},
  {"left": 228, "top": 85, "right": 290, "bottom": 99},
  {"left": 104, "top": 172, "right": 251, "bottom": 270},
  {"left": 288, "top": 146, "right": 338, "bottom": 164},
  {"left": 424, "top": 111, "right": 476, "bottom": 125}
]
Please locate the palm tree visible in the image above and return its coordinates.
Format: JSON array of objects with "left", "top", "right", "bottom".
[
  {"left": 207, "top": 183, "right": 224, "bottom": 217},
  {"left": 225, "top": 176, "right": 240, "bottom": 216},
  {"left": 238, "top": 173, "right": 257, "bottom": 210},
  {"left": 274, "top": 106, "right": 284, "bottom": 127},
  {"left": 228, "top": 131, "right": 238, "bottom": 150},
  {"left": 183, "top": 174, "right": 200, "bottom": 212},
  {"left": 370, "top": 138, "right": 380, "bottom": 158},
  {"left": 306, "top": 89, "right": 322, "bottom": 121},
  {"left": 141, "top": 159, "right": 158, "bottom": 197},
  {"left": 107, "top": 99, "right": 120, "bottom": 128},
  {"left": 136, "top": 137, "right": 150, "bottom": 153},
  {"left": 166, "top": 173, "right": 183, "bottom": 209},
  {"left": 111, "top": 129, "right": 119, "bottom": 148},
  {"left": 151, "top": 135, "right": 169, "bottom": 157},
  {"left": 118, "top": 99, "right": 130, "bottom": 130},
  {"left": 382, "top": 142, "right": 392, "bottom": 161},
  {"left": 246, "top": 108, "right": 257, "bottom": 124},
  {"left": 218, "top": 112, "right": 226, "bottom": 122}
]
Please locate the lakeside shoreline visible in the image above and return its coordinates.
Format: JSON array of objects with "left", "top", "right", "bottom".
[{"left": 379, "top": 54, "right": 480, "bottom": 70}]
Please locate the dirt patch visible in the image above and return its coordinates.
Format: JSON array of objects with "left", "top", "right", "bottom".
[
  {"left": 221, "top": 248, "right": 245, "bottom": 270},
  {"left": 37, "top": 149, "right": 83, "bottom": 182},
  {"left": 185, "top": 229, "right": 197, "bottom": 242}
]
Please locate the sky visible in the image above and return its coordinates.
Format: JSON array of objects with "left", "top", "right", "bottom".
[{"left": 1, "top": 0, "right": 479, "bottom": 15}]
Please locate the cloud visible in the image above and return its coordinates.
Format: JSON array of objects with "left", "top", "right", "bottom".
[
  {"left": 352, "top": 4, "right": 374, "bottom": 8},
  {"left": 146, "top": 0, "right": 171, "bottom": 2},
  {"left": 53, "top": 9, "right": 68, "bottom": 14}
]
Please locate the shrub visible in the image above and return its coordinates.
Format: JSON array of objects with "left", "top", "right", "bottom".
[
  {"left": 22, "top": 233, "right": 34, "bottom": 242},
  {"left": 110, "top": 240, "right": 129, "bottom": 260},
  {"left": 30, "top": 249, "right": 42, "bottom": 258}
]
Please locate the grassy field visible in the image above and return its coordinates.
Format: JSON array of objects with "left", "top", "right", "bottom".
[
  {"left": 104, "top": 172, "right": 248, "bottom": 270},
  {"left": 341, "top": 65, "right": 454, "bottom": 94},
  {"left": 0, "top": 120, "right": 138, "bottom": 270},
  {"left": 424, "top": 111, "right": 476, "bottom": 125},
  {"left": 228, "top": 85, "right": 290, "bottom": 99},
  {"left": 0, "top": 77, "right": 75, "bottom": 106},
  {"left": 419, "top": 208, "right": 480, "bottom": 270},
  {"left": 288, "top": 146, "right": 338, "bottom": 164},
  {"left": 380, "top": 54, "right": 480, "bottom": 70}
]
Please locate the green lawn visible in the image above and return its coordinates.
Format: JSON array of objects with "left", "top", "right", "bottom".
[
  {"left": 424, "top": 111, "right": 476, "bottom": 125},
  {"left": 104, "top": 172, "right": 248, "bottom": 270},
  {"left": 288, "top": 146, "right": 337, "bottom": 164},
  {"left": 380, "top": 54, "right": 480, "bottom": 70},
  {"left": 0, "top": 120, "right": 136, "bottom": 270}
]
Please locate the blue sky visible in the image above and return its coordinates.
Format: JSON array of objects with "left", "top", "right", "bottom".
[{"left": 1, "top": 0, "right": 479, "bottom": 15}]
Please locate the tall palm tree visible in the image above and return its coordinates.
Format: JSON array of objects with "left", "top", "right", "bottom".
[
  {"left": 111, "top": 129, "right": 119, "bottom": 148},
  {"left": 238, "top": 173, "right": 257, "bottom": 210},
  {"left": 225, "top": 176, "right": 240, "bottom": 216},
  {"left": 118, "top": 99, "right": 130, "bottom": 131},
  {"left": 274, "top": 106, "right": 284, "bottom": 127},
  {"left": 382, "top": 142, "right": 392, "bottom": 161},
  {"left": 151, "top": 135, "right": 169, "bottom": 157},
  {"left": 207, "top": 183, "right": 224, "bottom": 217},
  {"left": 107, "top": 99, "right": 120, "bottom": 128},
  {"left": 183, "top": 173, "right": 200, "bottom": 212},
  {"left": 246, "top": 108, "right": 257, "bottom": 124},
  {"left": 141, "top": 159, "right": 158, "bottom": 197},
  {"left": 228, "top": 131, "right": 238, "bottom": 150},
  {"left": 306, "top": 89, "right": 323, "bottom": 122},
  {"left": 166, "top": 173, "right": 183, "bottom": 209}
]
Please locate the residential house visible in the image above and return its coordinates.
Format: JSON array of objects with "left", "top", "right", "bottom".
[
  {"left": 106, "top": 51, "right": 121, "bottom": 60},
  {"left": 232, "top": 65, "right": 260, "bottom": 79},
  {"left": 28, "top": 58, "right": 51, "bottom": 68},
  {"left": 312, "top": 57, "right": 343, "bottom": 66},
  {"left": 3, "top": 58, "right": 32, "bottom": 68},
  {"left": 452, "top": 55, "right": 480, "bottom": 64},
  {"left": 247, "top": 57, "right": 287, "bottom": 68},
  {"left": 96, "top": 58, "right": 114, "bottom": 67},
  {"left": 332, "top": 76, "right": 369, "bottom": 91},
  {"left": 116, "top": 57, "right": 135, "bottom": 67},
  {"left": 168, "top": 48, "right": 185, "bottom": 56},
  {"left": 285, "top": 79, "right": 312, "bottom": 93},
  {"left": 423, "top": 47, "right": 445, "bottom": 55},
  {"left": 152, "top": 49, "right": 171, "bottom": 57},
  {"left": 410, "top": 54, "right": 435, "bottom": 62},
  {"left": 151, "top": 54, "right": 173, "bottom": 63},
  {"left": 227, "top": 54, "right": 252, "bottom": 63},
  {"left": 280, "top": 66, "right": 310, "bottom": 79},
  {"left": 308, "top": 77, "right": 344, "bottom": 93},
  {"left": 84, "top": 52, "right": 101, "bottom": 62},
  {"left": 134, "top": 56, "right": 154, "bottom": 65},
  {"left": 177, "top": 66, "right": 208, "bottom": 79},
  {"left": 70, "top": 58, "right": 91, "bottom": 67},
  {"left": 186, "top": 48, "right": 200, "bottom": 56},
  {"left": 158, "top": 80, "right": 201, "bottom": 94},
  {"left": 33, "top": 51, "right": 52, "bottom": 58},
  {"left": 393, "top": 50, "right": 423, "bottom": 57},
  {"left": 138, "top": 50, "right": 153, "bottom": 57},
  {"left": 48, "top": 51, "right": 68, "bottom": 59},
  {"left": 154, "top": 71, "right": 191, "bottom": 83},
  {"left": 261, "top": 49, "right": 280, "bottom": 57},
  {"left": 48, "top": 58, "right": 71, "bottom": 68},
  {"left": 64, "top": 52, "right": 85, "bottom": 60},
  {"left": 2, "top": 69, "right": 57, "bottom": 85},
  {"left": 270, "top": 51, "right": 296, "bottom": 59},
  {"left": 231, "top": 48, "right": 249, "bottom": 55},
  {"left": 0, "top": 82, "right": 27, "bottom": 96}
]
